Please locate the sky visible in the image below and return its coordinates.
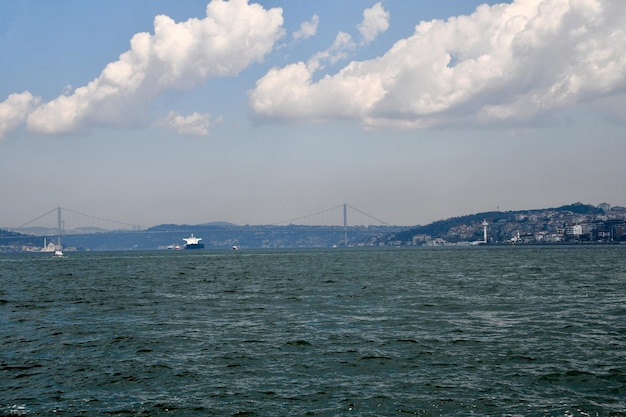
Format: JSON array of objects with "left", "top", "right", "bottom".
[{"left": 1, "top": 0, "right": 625, "bottom": 229}]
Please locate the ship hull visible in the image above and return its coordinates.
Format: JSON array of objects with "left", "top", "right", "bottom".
[{"left": 184, "top": 243, "right": 205, "bottom": 249}]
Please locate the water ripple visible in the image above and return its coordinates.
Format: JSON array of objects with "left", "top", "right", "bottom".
[{"left": 1, "top": 247, "right": 625, "bottom": 416}]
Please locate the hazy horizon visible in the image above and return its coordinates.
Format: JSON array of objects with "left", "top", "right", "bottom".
[{"left": 3, "top": 200, "right": 620, "bottom": 233}]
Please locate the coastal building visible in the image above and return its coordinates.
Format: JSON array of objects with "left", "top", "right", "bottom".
[{"left": 565, "top": 224, "right": 583, "bottom": 237}]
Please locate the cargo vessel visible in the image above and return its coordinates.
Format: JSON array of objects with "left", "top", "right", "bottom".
[{"left": 183, "top": 234, "right": 204, "bottom": 249}]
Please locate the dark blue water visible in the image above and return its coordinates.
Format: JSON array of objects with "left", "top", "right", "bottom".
[{"left": 1, "top": 247, "right": 625, "bottom": 416}]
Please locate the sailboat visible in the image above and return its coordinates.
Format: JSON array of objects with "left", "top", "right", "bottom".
[{"left": 53, "top": 235, "right": 64, "bottom": 257}]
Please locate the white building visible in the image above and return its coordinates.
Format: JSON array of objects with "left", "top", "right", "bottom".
[{"left": 565, "top": 224, "right": 583, "bottom": 236}]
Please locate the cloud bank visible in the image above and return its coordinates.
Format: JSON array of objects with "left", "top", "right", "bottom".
[
  {"left": 249, "top": 0, "right": 626, "bottom": 128},
  {"left": 3, "top": 0, "right": 625, "bottom": 140},
  {"left": 0, "top": 0, "right": 284, "bottom": 139}
]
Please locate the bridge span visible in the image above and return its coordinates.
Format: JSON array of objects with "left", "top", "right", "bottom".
[{"left": 1, "top": 204, "right": 401, "bottom": 252}]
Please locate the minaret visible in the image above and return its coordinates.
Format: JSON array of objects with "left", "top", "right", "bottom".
[{"left": 482, "top": 220, "right": 488, "bottom": 244}]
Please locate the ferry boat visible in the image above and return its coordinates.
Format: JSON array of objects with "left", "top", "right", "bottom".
[{"left": 183, "top": 234, "right": 204, "bottom": 249}]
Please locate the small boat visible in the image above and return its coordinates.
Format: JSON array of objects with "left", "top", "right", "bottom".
[
  {"left": 183, "top": 234, "right": 205, "bottom": 249},
  {"left": 52, "top": 233, "right": 64, "bottom": 257}
]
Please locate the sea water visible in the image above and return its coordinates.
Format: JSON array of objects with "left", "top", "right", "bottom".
[{"left": 1, "top": 246, "right": 625, "bottom": 416}]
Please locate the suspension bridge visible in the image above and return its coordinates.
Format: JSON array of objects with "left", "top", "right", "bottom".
[
  {"left": 271, "top": 204, "right": 391, "bottom": 247},
  {"left": 9, "top": 204, "right": 389, "bottom": 233},
  {"left": 11, "top": 207, "right": 143, "bottom": 235},
  {"left": 8, "top": 204, "right": 390, "bottom": 233},
  {"left": 2, "top": 205, "right": 399, "bottom": 251},
  {"left": 272, "top": 204, "right": 389, "bottom": 226}
]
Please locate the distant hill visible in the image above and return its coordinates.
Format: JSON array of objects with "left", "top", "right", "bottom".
[
  {"left": 1, "top": 229, "right": 25, "bottom": 238},
  {"left": 391, "top": 202, "right": 613, "bottom": 244},
  {"left": 147, "top": 222, "right": 238, "bottom": 232}
]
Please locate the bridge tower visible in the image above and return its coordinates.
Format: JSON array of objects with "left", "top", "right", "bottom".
[
  {"left": 343, "top": 203, "right": 348, "bottom": 246},
  {"left": 57, "top": 207, "right": 63, "bottom": 248}
]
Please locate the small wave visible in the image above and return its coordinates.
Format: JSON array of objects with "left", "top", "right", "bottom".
[
  {"left": 360, "top": 355, "right": 392, "bottom": 360},
  {"left": 285, "top": 340, "right": 312, "bottom": 347},
  {"left": 0, "top": 363, "right": 42, "bottom": 371}
]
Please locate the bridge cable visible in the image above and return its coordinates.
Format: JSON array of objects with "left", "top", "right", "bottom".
[
  {"left": 271, "top": 205, "right": 345, "bottom": 225},
  {"left": 16, "top": 207, "right": 59, "bottom": 229},
  {"left": 346, "top": 204, "right": 390, "bottom": 226},
  {"left": 61, "top": 207, "right": 139, "bottom": 229}
]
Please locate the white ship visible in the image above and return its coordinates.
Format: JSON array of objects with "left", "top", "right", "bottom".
[{"left": 183, "top": 234, "right": 204, "bottom": 249}]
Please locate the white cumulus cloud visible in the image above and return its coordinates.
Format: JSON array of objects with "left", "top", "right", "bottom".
[
  {"left": 357, "top": 2, "right": 389, "bottom": 44},
  {"left": 0, "top": 92, "right": 40, "bottom": 139},
  {"left": 249, "top": 0, "right": 626, "bottom": 128},
  {"left": 160, "top": 111, "right": 212, "bottom": 136},
  {"left": 1, "top": 0, "right": 284, "bottom": 137},
  {"left": 292, "top": 14, "right": 319, "bottom": 40},
  {"left": 307, "top": 32, "right": 356, "bottom": 72}
]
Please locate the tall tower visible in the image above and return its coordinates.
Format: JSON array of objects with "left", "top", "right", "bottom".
[
  {"left": 482, "top": 220, "right": 488, "bottom": 244},
  {"left": 57, "top": 207, "right": 63, "bottom": 248},
  {"left": 343, "top": 203, "right": 348, "bottom": 247}
]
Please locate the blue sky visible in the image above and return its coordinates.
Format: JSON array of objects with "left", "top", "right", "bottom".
[{"left": 1, "top": 0, "right": 625, "bottom": 229}]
